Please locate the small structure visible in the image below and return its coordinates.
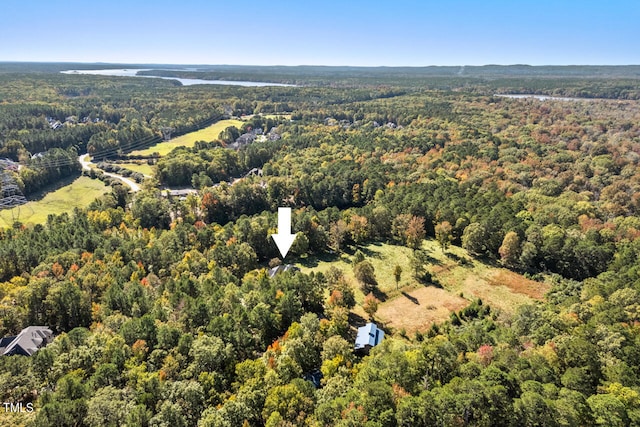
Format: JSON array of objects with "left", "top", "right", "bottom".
[
  {"left": 233, "top": 132, "right": 256, "bottom": 148},
  {"left": 162, "top": 188, "right": 198, "bottom": 201},
  {"left": 354, "top": 322, "right": 384, "bottom": 352},
  {"left": 46, "top": 117, "right": 63, "bottom": 130},
  {"left": 244, "top": 168, "right": 263, "bottom": 178},
  {"left": 0, "top": 326, "right": 54, "bottom": 356},
  {"left": 268, "top": 264, "right": 299, "bottom": 278},
  {"left": 267, "top": 127, "right": 281, "bottom": 141}
]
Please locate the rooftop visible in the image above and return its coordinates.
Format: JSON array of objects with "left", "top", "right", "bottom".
[
  {"left": 354, "top": 322, "right": 384, "bottom": 350},
  {"left": 268, "top": 264, "right": 300, "bottom": 278},
  {"left": 0, "top": 326, "right": 53, "bottom": 356}
]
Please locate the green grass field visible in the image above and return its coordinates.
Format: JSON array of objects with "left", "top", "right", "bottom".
[
  {"left": 120, "top": 162, "right": 154, "bottom": 176},
  {"left": 129, "top": 119, "right": 244, "bottom": 157},
  {"left": 0, "top": 177, "right": 109, "bottom": 228},
  {"left": 298, "top": 243, "right": 419, "bottom": 303},
  {"left": 260, "top": 113, "right": 292, "bottom": 120}
]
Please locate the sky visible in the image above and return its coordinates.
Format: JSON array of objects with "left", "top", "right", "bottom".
[{"left": 1, "top": 0, "right": 639, "bottom": 66}]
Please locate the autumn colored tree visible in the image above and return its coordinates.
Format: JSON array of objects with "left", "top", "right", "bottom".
[
  {"left": 363, "top": 292, "right": 380, "bottom": 320},
  {"left": 329, "top": 220, "right": 348, "bottom": 252},
  {"left": 477, "top": 344, "right": 494, "bottom": 367},
  {"left": 406, "top": 216, "right": 426, "bottom": 250},
  {"left": 51, "top": 262, "right": 65, "bottom": 279},
  {"left": 435, "top": 221, "right": 453, "bottom": 252},
  {"left": 499, "top": 231, "right": 522, "bottom": 268}
]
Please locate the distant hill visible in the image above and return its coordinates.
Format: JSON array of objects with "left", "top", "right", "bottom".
[{"left": 2, "top": 62, "right": 640, "bottom": 78}]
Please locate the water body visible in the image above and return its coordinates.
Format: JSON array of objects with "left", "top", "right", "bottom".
[
  {"left": 61, "top": 69, "right": 296, "bottom": 87},
  {"left": 494, "top": 94, "right": 587, "bottom": 101}
]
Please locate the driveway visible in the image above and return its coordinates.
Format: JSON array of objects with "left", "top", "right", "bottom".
[{"left": 79, "top": 154, "right": 141, "bottom": 192}]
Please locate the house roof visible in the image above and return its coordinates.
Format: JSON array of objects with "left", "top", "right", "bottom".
[
  {"left": 355, "top": 322, "right": 384, "bottom": 350},
  {"left": 0, "top": 336, "right": 16, "bottom": 349},
  {"left": 268, "top": 264, "right": 299, "bottom": 278},
  {"left": 167, "top": 189, "right": 197, "bottom": 196},
  {"left": 0, "top": 326, "right": 53, "bottom": 356}
]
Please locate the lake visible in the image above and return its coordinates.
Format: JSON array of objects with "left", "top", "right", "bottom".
[
  {"left": 61, "top": 69, "right": 296, "bottom": 87},
  {"left": 494, "top": 94, "right": 587, "bottom": 101}
]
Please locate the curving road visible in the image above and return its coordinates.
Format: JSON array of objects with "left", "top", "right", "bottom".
[{"left": 79, "top": 154, "right": 141, "bottom": 192}]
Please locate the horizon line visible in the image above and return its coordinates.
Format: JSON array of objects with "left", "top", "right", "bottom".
[{"left": 2, "top": 61, "right": 640, "bottom": 68}]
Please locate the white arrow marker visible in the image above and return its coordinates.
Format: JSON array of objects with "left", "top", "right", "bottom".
[{"left": 271, "top": 207, "right": 296, "bottom": 258}]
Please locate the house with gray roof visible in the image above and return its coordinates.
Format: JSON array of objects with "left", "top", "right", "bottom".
[
  {"left": 0, "top": 326, "right": 53, "bottom": 356},
  {"left": 268, "top": 264, "right": 300, "bottom": 278}
]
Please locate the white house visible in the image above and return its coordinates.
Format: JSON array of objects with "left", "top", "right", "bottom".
[{"left": 354, "top": 322, "right": 384, "bottom": 352}]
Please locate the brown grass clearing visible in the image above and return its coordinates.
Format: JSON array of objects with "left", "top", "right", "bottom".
[
  {"left": 376, "top": 286, "right": 468, "bottom": 334},
  {"left": 297, "top": 241, "right": 550, "bottom": 335},
  {"left": 486, "top": 269, "right": 549, "bottom": 300}
]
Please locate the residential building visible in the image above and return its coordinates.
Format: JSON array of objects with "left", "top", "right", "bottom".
[
  {"left": 354, "top": 322, "right": 384, "bottom": 352},
  {"left": 0, "top": 326, "right": 53, "bottom": 356}
]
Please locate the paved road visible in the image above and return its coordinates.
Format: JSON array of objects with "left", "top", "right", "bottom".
[{"left": 79, "top": 154, "right": 141, "bottom": 192}]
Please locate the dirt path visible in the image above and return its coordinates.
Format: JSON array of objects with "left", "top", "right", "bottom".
[{"left": 79, "top": 154, "right": 141, "bottom": 192}]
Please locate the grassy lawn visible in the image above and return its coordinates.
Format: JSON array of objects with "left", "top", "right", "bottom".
[
  {"left": 129, "top": 119, "right": 244, "bottom": 157},
  {"left": 297, "top": 240, "right": 549, "bottom": 334},
  {"left": 120, "top": 162, "right": 154, "bottom": 176},
  {"left": 298, "top": 243, "right": 419, "bottom": 303},
  {"left": 426, "top": 242, "right": 549, "bottom": 312},
  {"left": 0, "top": 176, "right": 108, "bottom": 228},
  {"left": 261, "top": 113, "right": 292, "bottom": 120}
]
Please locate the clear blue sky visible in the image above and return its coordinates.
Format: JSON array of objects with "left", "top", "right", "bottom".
[{"left": 1, "top": 0, "right": 638, "bottom": 66}]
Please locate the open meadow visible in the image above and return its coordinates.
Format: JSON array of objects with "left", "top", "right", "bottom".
[
  {"left": 117, "top": 161, "right": 155, "bottom": 176},
  {"left": 0, "top": 176, "right": 108, "bottom": 227},
  {"left": 129, "top": 119, "right": 244, "bottom": 157},
  {"left": 298, "top": 240, "right": 549, "bottom": 333}
]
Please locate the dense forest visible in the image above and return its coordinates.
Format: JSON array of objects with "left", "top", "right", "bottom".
[{"left": 0, "top": 63, "right": 640, "bottom": 426}]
